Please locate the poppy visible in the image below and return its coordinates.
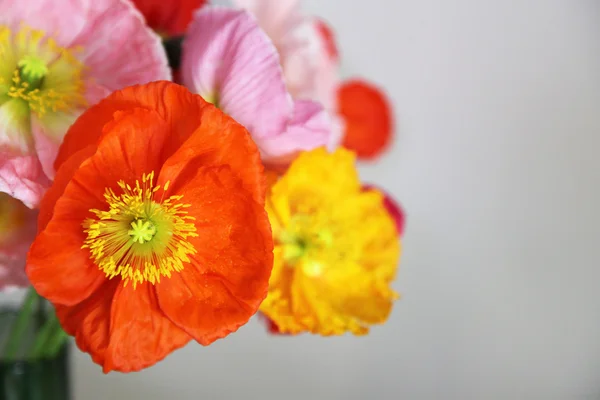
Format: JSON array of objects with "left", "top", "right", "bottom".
[
  {"left": 339, "top": 79, "right": 394, "bottom": 160},
  {"left": 260, "top": 148, "right": 400, "bottom": 335},
  {"left": 0, "top": 0, "right": 170, "bottom": 207},
  {"left": 132, "top": 0, "right": 208, "bottom": 37},
  {"left": 26, "top": 81, "right": 274, "bottom": 372},
  {"left": 181, "top": 6, "right": 335, "bottom": 166}
]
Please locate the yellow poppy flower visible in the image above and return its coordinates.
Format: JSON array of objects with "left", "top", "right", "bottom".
[{"left": 261, "top": 148, "right": 401, "bottom": 335}]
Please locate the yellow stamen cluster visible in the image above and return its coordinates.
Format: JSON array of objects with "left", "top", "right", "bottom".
[
  {"left": 0, "top": 25, "right": 87, "bottom": 117},
  {"left": 83, "top": 172, "right": 199, "bottom": 287}
]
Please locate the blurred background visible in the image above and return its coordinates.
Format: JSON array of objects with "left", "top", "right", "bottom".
[{"left": 73, "top": 0, "right": 600, "bottom": 399}]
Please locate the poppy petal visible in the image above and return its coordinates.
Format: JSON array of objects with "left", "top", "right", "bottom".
[
  {"left": 37, "top": 145, "right": 95, "bottom": 232},
  {"left": 257, "top": 100, "right": 332, "bottom": 166},
  {"left": 0, "top": 100, "right": 50, "bottom": 208},
  {"left": 362, "top": 185, "right": 406, "bottom": 236},
  {"left": 157, "top": 105, "right": 266, "bottom": 204},
  {"left": 55, "top": 280, "right": 119, "bottom": 368},
  {"left": 181, "top": 6, "right": 292, "bottom": 140},
  {"left": 315, "top": 19, "right": 339, "bottom": 60},
  {"left": 156, "top": 166, "right": 273, "bottom": 345},
  {"left": 56, "top": 82, "right": 210, "bottom": 173},
  {"left": 339, "top": 79, "right": 394, "bottom": 160},
  {"left": 103, "top": 282, "right": 191, "bottom": 373},
  {"left": 54, "top": 83, "right": 181, "bottom": 170},
  {"left": 132, "top": 0, "right": 208, "bottom": 36},
  {"left": 26, "top": 220, "right": 106, "bottom": 307},
  {"left": 31, "top": 112, "right": 80, "bottom": 181}
]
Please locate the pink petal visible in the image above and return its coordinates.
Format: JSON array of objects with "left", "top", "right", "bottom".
[
  {"left": 0, "top": 101, "right": 49, "bottom": 208},
  {"left": 328, "top": 110, "right": 346, "bottom": 150},
  {"left": 0, "top": 0, "right": 170, "bottom": 88},
  {"left": 181, "top": 6, "right": 292, "bottom": 140},
  {"left": 233, "top": 0, "right": 303, "bottom": 43},
  {"left": 32, "top": 112, "right": 80, "bottom": 180},
  {"left": 258, "top": 100, "right": 331, "bottom": 166},
  {"left": 234, "top": 0, "right": 340, "bottom": 110},
  {"left": 0, "top": 151, "right": 49, "bottom": 209},
  {"left": 71, "top": 0, "right": 172, "bottom": 90},
  {"left": 0, "top": 0, "right": 87, "bottom": 46},
  {"left": 232, "top": 0, "right": 343, "bottom": 155}
]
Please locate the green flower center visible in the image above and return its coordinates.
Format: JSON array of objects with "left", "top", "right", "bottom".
[
  {"left": 278, "top": 215, "right": 335, "bottom": 267},
  {"left": 17, "top": 55, "right": 48, "bottom": 91},
  {"left": 128, "top": 218, "right": 157, "bottom": 244}
]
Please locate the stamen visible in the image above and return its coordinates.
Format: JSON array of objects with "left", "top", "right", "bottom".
[
  {"left": 276, "top": 212, "right": 349, "bottom": 270},
  {"left": 0, "top": 25, "right": 87, "bottom": 116},
  {"left": 82, "top": 172, "right": 198, "bottom": 287}
]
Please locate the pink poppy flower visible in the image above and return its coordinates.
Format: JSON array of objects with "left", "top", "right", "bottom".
[
  {"left": 233, "top": 0, "right": 343, "bottom": 148},
  {"left": 0, "top": 193, "right": 36, "bottom": 291},
  {"left": 181, "top": 6, "right": 333, "bottom": 166},
  {"left": 0, "top": 0, "right": 170, "bottom": 208}
]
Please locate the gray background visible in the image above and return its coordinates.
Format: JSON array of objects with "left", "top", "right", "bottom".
[{"left": 72, "top": 0, "right": 600, "bottom": 399}]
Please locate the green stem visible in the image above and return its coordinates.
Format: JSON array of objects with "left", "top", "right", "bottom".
[
  {"left": 29, "top": 312, "right": 58, "bottom": 359},
  {"left": 3, "top": 288, "right": 40, "bottom": 361},
  {"left": 44, "top": 323, "right": 68, "bottom": 359}
]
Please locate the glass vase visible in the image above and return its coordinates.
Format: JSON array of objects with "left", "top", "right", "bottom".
[{"left": 0, "top": 310, "right": 70, "bottom": 400}]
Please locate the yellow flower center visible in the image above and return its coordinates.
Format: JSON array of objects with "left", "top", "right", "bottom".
[
  {"left": 276, "top": 212, "right": 348, "bottom": 277},
  {"left": 82, "top": 172, "right": 198, "bottom": 287},
  {"left": 0, "top": 25, "right": 87, "bottom": 117}
]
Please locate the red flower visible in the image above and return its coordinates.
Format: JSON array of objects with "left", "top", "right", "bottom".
[
  {"left": 339, "top": 79, "right": 394, "bottom": 160},
  {"left": 132, "top": 0, "right": 208, "bottom": 36},
  {"left": 27, "top": 82, "right": 273, "bottom": 372}
]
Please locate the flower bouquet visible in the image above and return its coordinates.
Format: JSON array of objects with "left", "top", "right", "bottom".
[{"left": 0, "top": 0, "right": 404, "bottom": 397}]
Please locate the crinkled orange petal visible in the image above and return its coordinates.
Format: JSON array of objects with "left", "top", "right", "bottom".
[
  {"left": 103, "top": 282, "right": 191, "bottom": 373},
  {"left": 27, "top": 108, "right": 170, "bottom": 306},
  {"left": 26, "top": 225, "right": 105, "bottom": 307},
  {"left": 132, "top": 0, "right": 208, "bottom": 36},
  {"left": 157, "top": 105, "right": 266, "bottom": 204},
  {"left": 55, "top": 82, "right": 265, "bottom": 204},
  {"left": 156, "top": 166, "right": 273, "bottom": 345},
  {"left": 55, "top": 82, "right": 184, "bottom": 169},
  {"left": 339, "top": 79, "right": 394, "bottom": 160},
  {"left": 76, "top": 108, "right": 169, "bottom": 191},
  {"left": 38, "top": 145, "right": 95, "bottom": 231},
  {"left": 55, "top": 280, "right": 119, "bottom": 368}
]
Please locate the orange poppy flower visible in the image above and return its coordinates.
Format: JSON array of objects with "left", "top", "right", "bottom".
[
  {"left": 132, "top": 0, "right": 208, "bottom": 37},
  {"left": 339, "top": 79, "right": 394, "bottom": 160},
  {"left": 26, "top": 81, "right": 273, "bottom": 373}
]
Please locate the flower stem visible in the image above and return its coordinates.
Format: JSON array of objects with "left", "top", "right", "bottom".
[
  {"left": 44, "top": 322, "right": 68, "bottom": 359},
  {"left": 3, "top": 288, "right": 40, "bottom": 361},
  {"left": 29, "top": 311, "right": 58, "bottom": 359}
]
